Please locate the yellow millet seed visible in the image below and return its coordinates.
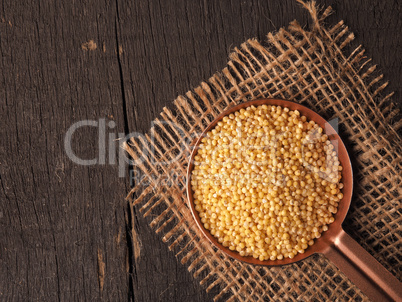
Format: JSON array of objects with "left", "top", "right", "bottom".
[{"left": 191, "top": 104, "right": 343, "bottom": 260}]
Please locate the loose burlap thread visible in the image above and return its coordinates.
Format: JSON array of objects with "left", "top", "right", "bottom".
[{"left": 125, "top": 2, "right": 401, "bottom": 301}]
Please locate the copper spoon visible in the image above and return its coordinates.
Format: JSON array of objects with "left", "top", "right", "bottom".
[{"left": 186, "top": 98, "right": 402, "bottom": 301}]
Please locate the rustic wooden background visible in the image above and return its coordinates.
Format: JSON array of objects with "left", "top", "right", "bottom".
[{"left": 0, "top": 0, "right": 400, "bottom": 301}]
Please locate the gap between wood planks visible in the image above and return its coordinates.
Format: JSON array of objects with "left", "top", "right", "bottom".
[{"left": 114, "top": 0, "right": 141, "bottom": 301}]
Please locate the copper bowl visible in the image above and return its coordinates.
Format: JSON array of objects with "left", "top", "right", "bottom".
[{"left": 186, "top": 99, "right": 401, "bottom": 301}]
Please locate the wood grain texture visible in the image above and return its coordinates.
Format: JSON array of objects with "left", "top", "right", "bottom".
[
  {"left": 0, "top": 0, "right": 400, "bottom": 301},
  {"left": 0, "top": 1, "right": 129, "bottom": 301}
]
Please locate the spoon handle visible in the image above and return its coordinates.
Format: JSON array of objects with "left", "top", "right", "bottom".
[{"left": 323, "top": 229, "right": 401, "bottom": 301}]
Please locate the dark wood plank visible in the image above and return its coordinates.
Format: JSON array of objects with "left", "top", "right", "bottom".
[
  {"left": 323, "top": 0, "right": 402, "bottom": 108},
  {"left": 0, "top": 0, "right": 129, "bottom": 301},
  {"left": 118, "top": 0, "right": 401, "bottom": 300}
]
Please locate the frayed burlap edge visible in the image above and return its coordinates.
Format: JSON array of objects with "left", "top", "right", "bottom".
[{"left": 124, "top": 1, "right": 401, "bottom": 301}]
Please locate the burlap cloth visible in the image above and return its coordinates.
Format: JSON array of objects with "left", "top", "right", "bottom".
[{"left": 125, "top": 2, "right": 401, "bottom": 301}]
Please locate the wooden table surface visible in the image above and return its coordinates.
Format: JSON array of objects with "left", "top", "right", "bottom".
[{"left": 1, "top": 0, "right": 400, "bottom": 301}]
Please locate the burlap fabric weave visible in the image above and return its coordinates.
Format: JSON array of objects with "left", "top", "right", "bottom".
[{"left": 125, "top": 2, "right": 401, "bottom": 301}]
